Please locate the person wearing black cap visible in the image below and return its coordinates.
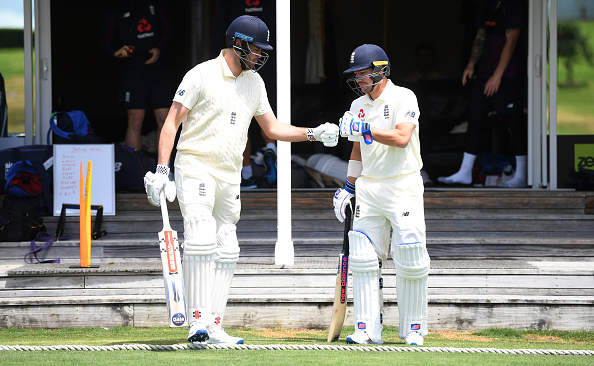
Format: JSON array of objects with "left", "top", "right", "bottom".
[
  {"left": 334, "top": 44, "right": 430, "bottom": 346},
  {"left": 143, "top": 15, "right": 339, "bottom": 345}
]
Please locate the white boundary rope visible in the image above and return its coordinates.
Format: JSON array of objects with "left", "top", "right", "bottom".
[{"left": 0, "top": 344, "right": 592, "bottom": 355}]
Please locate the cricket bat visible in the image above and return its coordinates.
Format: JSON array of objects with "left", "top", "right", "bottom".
[
  {"left": 327, "top": 197, "right": 354, "bottom": 342},
  {"left": 158, "top": 190, "right": 188, "bottom": 327}
]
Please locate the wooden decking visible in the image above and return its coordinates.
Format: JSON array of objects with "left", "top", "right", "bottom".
[{"left": 0, "top": 189, "right": 593, "bottom": 330}]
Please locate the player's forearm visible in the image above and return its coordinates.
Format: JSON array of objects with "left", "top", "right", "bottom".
[
  {"left": 492, "top": 28, "right": 521, "bottom": 78},
  {"left": 467, "top": 28, "right": 486, "bottom": 68},
  {"left": 157, "top": 103, "right": 186, "bottom": 166},
  {"left": 370, "top": 126, "right": 412, "bottom": 148}
]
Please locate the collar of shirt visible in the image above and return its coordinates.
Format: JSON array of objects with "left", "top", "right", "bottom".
[{"left": 219, "top": 50, "right": 236, "bottom": 79}]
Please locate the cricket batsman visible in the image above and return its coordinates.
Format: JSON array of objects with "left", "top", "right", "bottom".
[
  {"left": 333, "top": 44, "right": 430, "bottom": 345},
  {"left": 144, "top": 15, "right": 339, "bottom": 345}
]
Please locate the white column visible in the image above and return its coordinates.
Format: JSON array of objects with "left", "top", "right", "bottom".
[
  {"left": 549, "top": 0, "right": 558, "bottom": 189},
  {"left": 274, "top": 0, "right": 294, "bottom": 265}
]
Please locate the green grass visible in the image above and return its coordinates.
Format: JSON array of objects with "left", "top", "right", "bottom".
[
  {"left": 557, "top": 21, "right": 594, "bottom": 135},
  {"left": 0, "top": 47, "right": 26, "bottom": 134},
  {"left": 0, "top": 327, "right": 592, "bottom": 366}
]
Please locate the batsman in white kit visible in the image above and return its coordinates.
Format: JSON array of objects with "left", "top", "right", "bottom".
[
  {"left": 333, "top": 44, "right": 430, "bottom": 345},
  {"left": 144, "top": 15, "right": 339, "bottom": 345}
]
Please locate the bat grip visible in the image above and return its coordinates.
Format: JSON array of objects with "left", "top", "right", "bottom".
[{"left": 160, "top": 190, "right": 171, "bottom": 230}]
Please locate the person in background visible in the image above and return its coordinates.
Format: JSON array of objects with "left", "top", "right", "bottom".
[
  {"left": 100, "top": 0, "right": 173, "bottom": 151},
  {"left": 438, "top": 0, "right": 527, "bottom": 187}
]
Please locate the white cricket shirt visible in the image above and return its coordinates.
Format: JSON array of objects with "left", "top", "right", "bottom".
[
  {"left": 173, "top": 50, "right": 272, "bottom": 184},
  {"left": 350, "top": 80, "right": 423, "bottom": 179}
]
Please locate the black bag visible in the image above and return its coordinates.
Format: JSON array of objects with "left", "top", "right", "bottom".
[
  {"left": 46, "top": 110, "right": 101, "bottom": 144},
  {"left": 0, "top": 200, "right": 47, "bottom": 242},
  {"left": 114, "top": 145, "right": 156, "bottom": 191},
  {"left": 0, "top": 145, "right": 53, "bottom": 195}
]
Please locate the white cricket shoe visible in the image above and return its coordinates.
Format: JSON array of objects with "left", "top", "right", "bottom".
[
  {"left": 345, "top": 331, "right": 383, "bottom": 345},
  {"left": 405, "top": 331, "right": 424, "bottom": 346},
  {"left": 205, "top": 326, "right": 244, "bottom": 345},
  {"left": 187, "top": 322, "right": 209, "bottom": 343}
]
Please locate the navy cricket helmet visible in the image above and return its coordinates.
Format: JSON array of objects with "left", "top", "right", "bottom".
[
  {"left": 344, "top": 44, "right": 391, "bottom": 96},
  {"left": 226, "top": 15, "right": 272, "bottom": 72}
]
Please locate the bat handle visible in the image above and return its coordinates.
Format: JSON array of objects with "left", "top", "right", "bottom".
[{"left": 160, "top": 189, "right": 171, "bottom": 230}]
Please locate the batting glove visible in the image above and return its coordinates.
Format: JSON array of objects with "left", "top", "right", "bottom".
[
  {"left": 339, "top": 111, "right": 373, "bottom": 145},
  {"left": 144, "top": 165, "right": 176, "bottom": 207},
  {"left": 333, "top": 181, "right": 355, "bottom": 223},
  {"left": 307, "top": 122, "right": 339, "bottom": 147}
]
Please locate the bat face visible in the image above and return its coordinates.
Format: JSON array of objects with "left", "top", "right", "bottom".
[{"left": 159, "top": 226, "right": 188, "bottom": 327}]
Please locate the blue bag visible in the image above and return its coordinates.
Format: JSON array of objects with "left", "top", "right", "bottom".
[
  {"left": 4, "top": 159, "right": 52, "bottom": 216},
  {"left": 47, "top": 110, "right": 101, "bottom": 144}
]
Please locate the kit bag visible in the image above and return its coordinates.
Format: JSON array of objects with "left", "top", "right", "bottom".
[
  {"left": 0, "top": 145, "right": 53, "bottom": 195},
  {"left": 47, "top": 110, "right": 101, "bottom": 144},
  {"left": 3, "top": 159, "right": 52, "bottom": 216},
  {"left": 114, "top": 145, "right": 156, "bottom": 191},
  {"left": 0, "top": 200, "right": 47, "bottom": 242}
]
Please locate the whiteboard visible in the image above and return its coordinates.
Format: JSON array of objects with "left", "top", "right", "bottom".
[{"left": 53, "top": 144, "right": 115, "bottom": 216}]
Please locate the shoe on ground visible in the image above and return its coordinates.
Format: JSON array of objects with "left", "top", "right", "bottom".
[
  {"left": 263, "top": 148, "right": 277, "bottom": 186},
  {"left": 345, "top": 331, "right": 383, "bottom": 345},
  {"left": 240, "top": 177, "right": 257, "bottom": 190},
  {"left": 405, "top": 331, "right": 424, "bottom": 346},
  {"left": 204, "top": 326, "right": 244, "bottom": 345},
  {"left": 188, "top": 322, "right": 209, "bottom": 343}
]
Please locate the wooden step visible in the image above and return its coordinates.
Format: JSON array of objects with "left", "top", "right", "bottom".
[{"left": 0, "top": 260, "right": 592, "bottom": 330}]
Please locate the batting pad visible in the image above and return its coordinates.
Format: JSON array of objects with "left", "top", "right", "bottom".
[
  {"left": 211, "top": 224, "right": 240, "bottom": 327},
  {"left": 349, "top": 231, "right": 382, "bottom": 341},
  {"left": 183, "top": 216, "right": 217, "bottom": 326},
  {"left": 393, "top": 242, "right": 430, "bottom": 339}
]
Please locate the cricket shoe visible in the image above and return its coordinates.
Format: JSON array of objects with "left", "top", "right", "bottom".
[
  {"left": 187, "top": 322, "right": 209, "bottom": 343},
  {"left": 405, "top": 331, "right": 424, "bottom": 346},
  {"left": 205, "top": 326, "right": 244, "bottom": 345},
  {"left": 345, "top": 331, "right": 383, "bottom": 345},
  {"left": 263, "top": 148, "right": 277, "bottom": 187}
]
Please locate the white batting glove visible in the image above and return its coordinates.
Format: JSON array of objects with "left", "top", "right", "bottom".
[
  {"left": 333, "top": 181, "right": 355, "bottom": 223},
  {"left": 307, "top": 122, "right": 339, "bottom": 147},
  {"left": 339, "top": 111, "right": 373, "bottom": 144},
  {"left": 144, "top": 165, "right": 176, "bottom": 207}
]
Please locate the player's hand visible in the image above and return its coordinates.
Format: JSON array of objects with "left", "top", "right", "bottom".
[
  {"left": 115, "top": 45, "right": 135, "bottom": 58},
  {"left": 339, "top": 111, "right": 372, "bottom": 144},
  {"left": 333, "top": 183, "right": 355, "bottom": 223},
  {"left": 307, "top": 122, "right": 339, "bottom": 147},
  {"left": 144, "top": 165, "right": 176, "bottom": 207}
]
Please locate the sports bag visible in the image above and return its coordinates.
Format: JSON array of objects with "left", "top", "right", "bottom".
[
  {"left": 114, "top": 145, "right": 156, "bottom": 191},
  {"left": 47, "top": 110, "right": 101, "bottom": 144},
  {"left": 0, "top": 200, "right": 47, "bottom": 242},
  {"left": 0, "top": 145, "right": 53, "bottom": 195},
  {"left": 4, "top": 159, "right": 53, "bottom": 216}
]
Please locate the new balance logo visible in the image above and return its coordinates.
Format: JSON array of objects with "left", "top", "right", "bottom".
[
  {"left": 402, "top": 212, "right": 410, "bottom": 217},
  {"left": 177, "top": 89, "right": 185, "bottom": 96}
]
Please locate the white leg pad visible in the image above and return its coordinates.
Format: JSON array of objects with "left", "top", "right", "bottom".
[
  {"left": 183, "top": 216, "right": 217, "bottom": 326},
  {"left": 392, "top": 242, "right": 430, "bottom": 339},
  {"left": 211, "top": 224, "right": 240, "bottom": 328},
  {"left": 349, "top": 230, "right": 382, "bottom": 342}
]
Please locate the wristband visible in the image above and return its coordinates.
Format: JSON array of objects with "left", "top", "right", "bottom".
[
  {"left": 156, "top": 164, "right": 170, "bottom": 176},
  {"left": 347, "top": 160, "right": 363, "bottom": 179},
  {"left": 306, "top": 128, "right": 316, "bottom": 142}
]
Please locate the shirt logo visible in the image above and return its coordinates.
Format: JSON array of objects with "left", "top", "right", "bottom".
[
  {"left": 230, "top": 111, "right": 237, "bottom": 125},
  {"left": 358, "top": 109, "right": 365, "bottom": 119},
  {"left": 177, "top": 89, "right": 185, "bottom": 96},
  {"left": 137, "top": 18, "right": 152, "bottom": 33},
  {"left": 384, "top": 105, "right": 390, "bottom": 119}
]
